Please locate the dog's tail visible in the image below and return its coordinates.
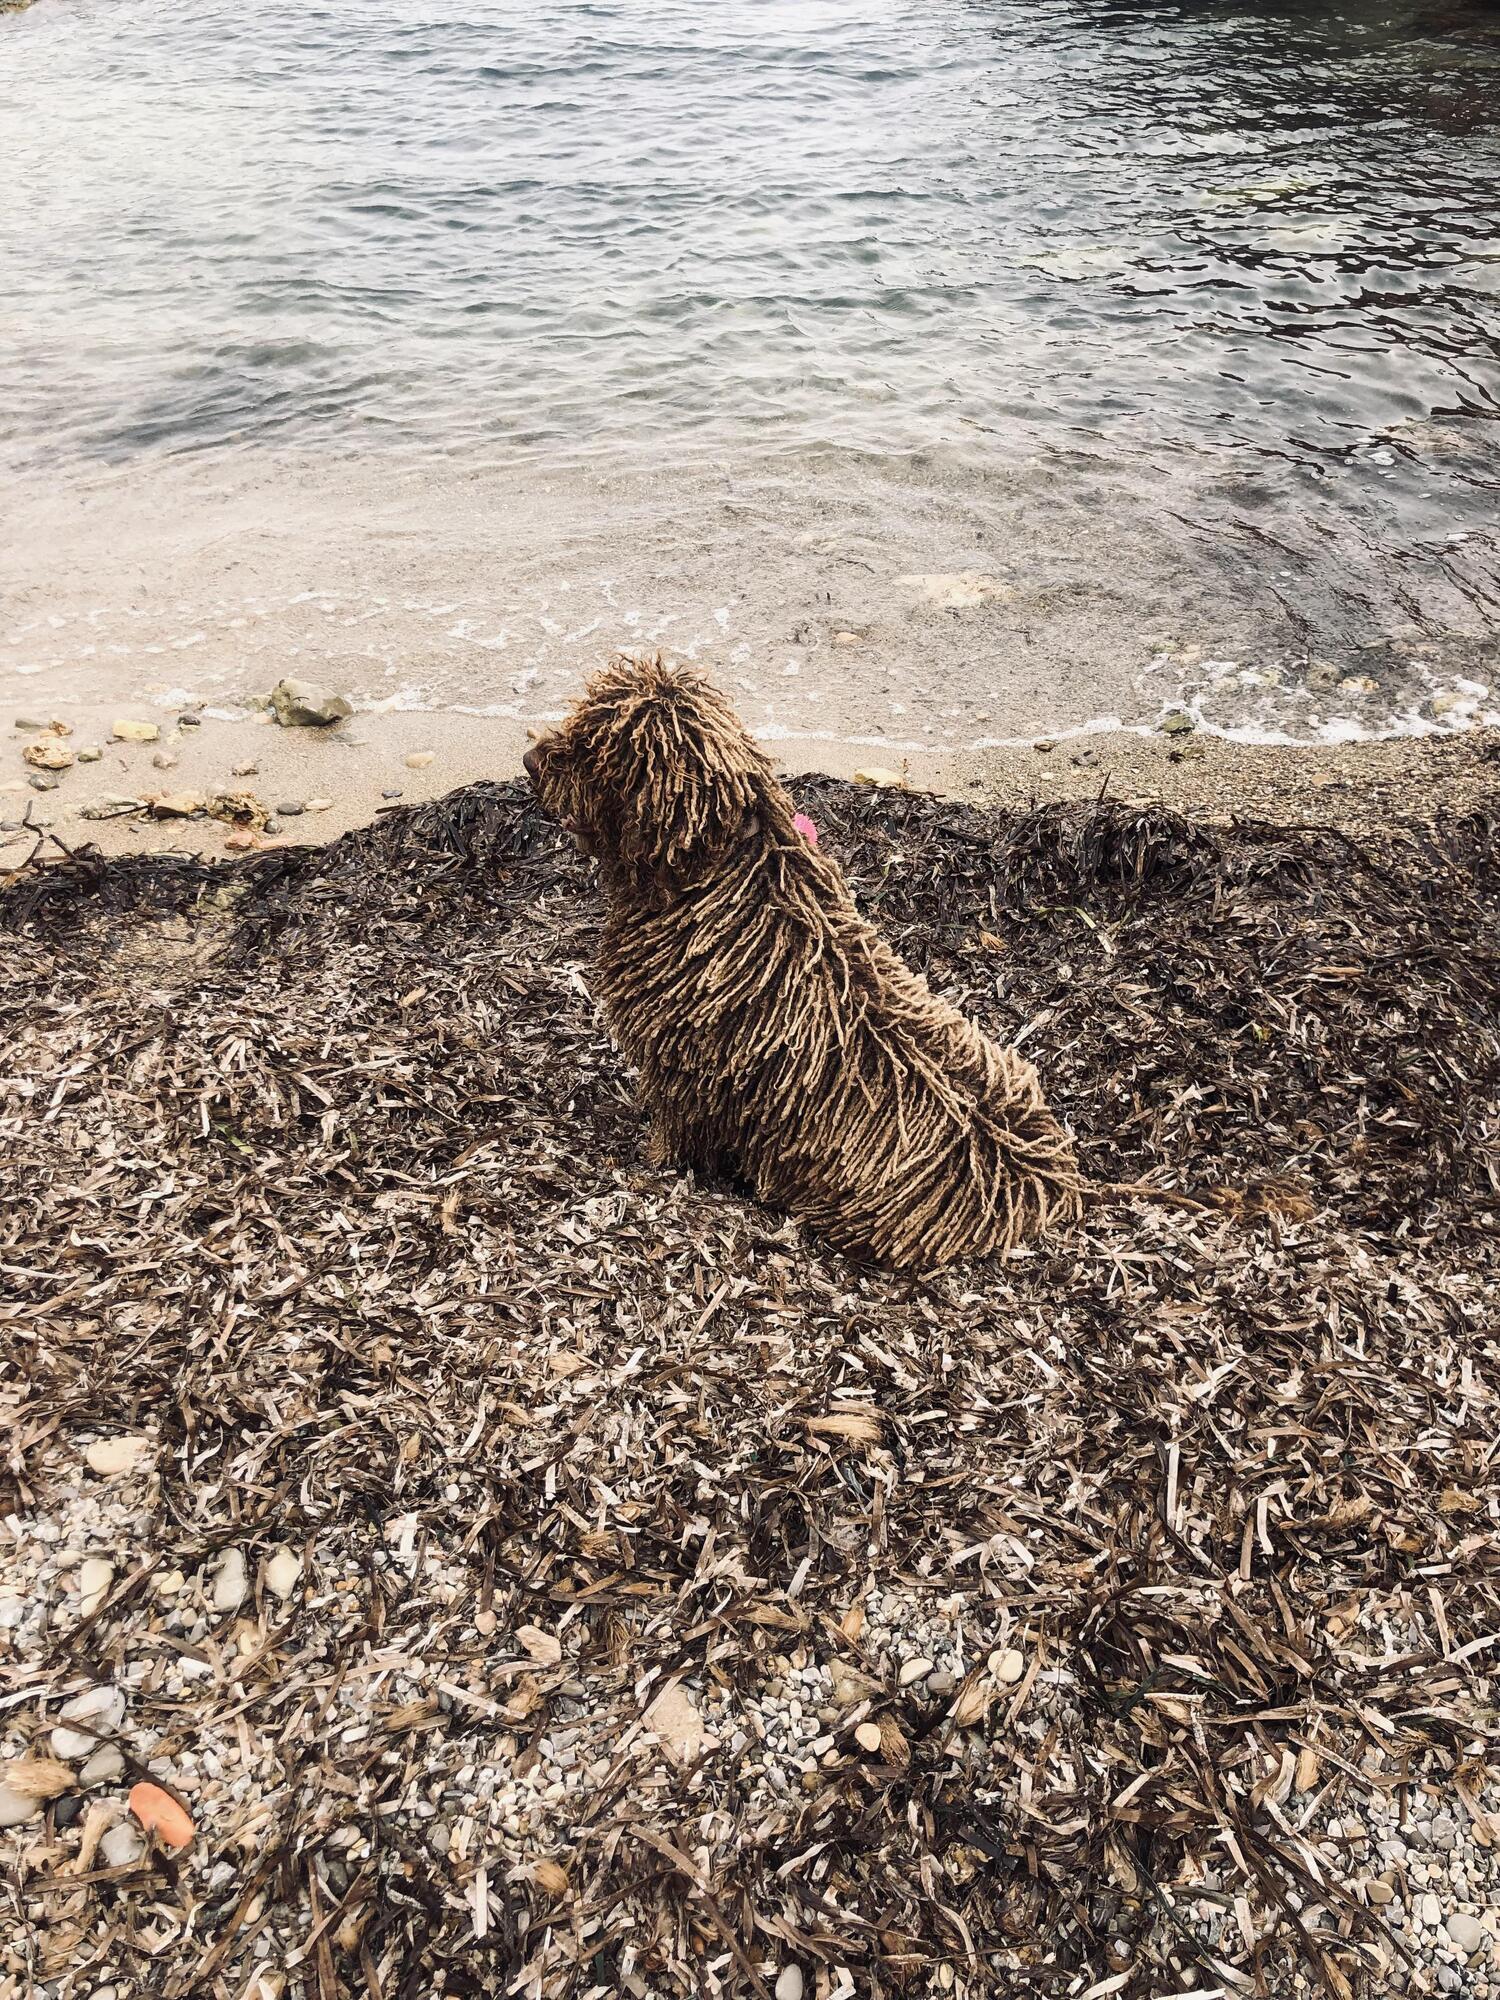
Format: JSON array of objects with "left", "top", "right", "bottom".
[{"left": 1079, "top": 1176, "right": 1314, "bottom": 1220}]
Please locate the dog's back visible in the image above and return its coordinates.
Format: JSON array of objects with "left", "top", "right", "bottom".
[{"left": 598, "top": 823, "right": 1080, "bottom": 1267}]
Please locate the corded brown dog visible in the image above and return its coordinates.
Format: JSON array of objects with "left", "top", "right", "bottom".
[{"left": 525, "top": 652, "right": 1090, "bottom": 1270}]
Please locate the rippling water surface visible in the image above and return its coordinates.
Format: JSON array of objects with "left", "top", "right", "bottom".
[{"left": 4, "top": 0, "right": 1499, "bottom": 739}]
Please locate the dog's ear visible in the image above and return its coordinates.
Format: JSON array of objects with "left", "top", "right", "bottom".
[{"left": 587, "top": 655, "right": 771, "bottom": 884}]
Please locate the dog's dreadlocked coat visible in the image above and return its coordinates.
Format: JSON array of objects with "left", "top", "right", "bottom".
[{"left": 524, "top": 654, "right": 1083, "bottom": 1270}]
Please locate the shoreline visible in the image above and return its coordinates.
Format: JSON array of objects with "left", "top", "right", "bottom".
[{"left": 5, "top": 698, "right": 1496, "bottom": 863}]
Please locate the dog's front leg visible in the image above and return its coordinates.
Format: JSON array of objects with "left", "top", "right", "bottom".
[{"left": 644, "top": 1103, "right": 717, "bottom": 1177}]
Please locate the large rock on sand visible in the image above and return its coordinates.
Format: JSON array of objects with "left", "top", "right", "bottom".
[{"left": 269, "top": 678, "right": 352, "bottom": 728}]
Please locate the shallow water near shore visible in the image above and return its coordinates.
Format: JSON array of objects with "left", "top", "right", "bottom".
[{"left": 4, "top": 0, "right": 1499, "bottom": 749}]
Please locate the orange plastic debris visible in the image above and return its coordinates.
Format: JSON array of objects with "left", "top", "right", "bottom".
[{"left": 127, "top": 1781, "right": 195, "bottom": 1848}]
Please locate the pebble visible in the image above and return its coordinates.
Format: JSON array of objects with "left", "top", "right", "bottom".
[
  {"left": 178, "top": 712, "right": 203, "bottom": 726},
  {"left": 1451, "top": 1915, "right": 1486, "bottom": 1956},
  {"left": 854, "top": 1723, "right": 883, "bottom": 1754},
  {"left": 0, "top": 1783, "right": 39, "bottom": 1828},
  {"left": 305, "top": 797, "right": 333, "bottom": 813},
  {"left": 81, "top": 1744, "right": 126, "bottom": 1787},
  {"left": 154, "top": 1569, "right": 185, "bottom": 1597},
  {"left": 775, "top": 1969, "right": 804, "bottom": 2000},
  {"left": 151, "top": 750, "right": 178, "bottom": 770},
  {"left": 264, "top": 1547, "right": 301, "bottom": 1599},
  {"left": 990, "top": 1648, "right": 1025, "bottom": 1684},
  {"left": 112, "top": 719, "right": 159, "bottom": 743},
  {"left": 52, "top": 1684, "right": 126, "bottom": 1759},
  {"left": 1364, "top": 1878, "right": 1395, "bottom": 1906},
  {"left": 76, "top": 745, "right": 102, "bottom": 762},
  {"left": 381, "top": 788, "right": 403, "bottom": 800},
  {"left": 404, "top": 750, "right": 435, "bottom": 769},
  {"left": 275, "top": 800, "right": 306, "bottom": 816},
  {"left": 210, "top": 1547, "right": 249, "bottom": 1613},
  {"left": 29, "top": 773, "right": 58, "bottom": 791},
  {"left": 1420, "top": 1892, "right": 1444, "bottom": 1930},
  {"left": 100, "top": 1821, "right": 146, "bottom": 1869},
  {"left": 232, "top": 760, "right": 259, "bottom": 777},
  {"left": 13, "top": 716, "right": 47, "bottom": 730},
  {"left": 85, "top": 1435, "right": 149, "bottom": 1477},
  {"left": 78, "top": 1558, "right": 114, "bottom": 1618},
  {"left": 898, "top": 1657, "right": 934, "bottom": 1687}
]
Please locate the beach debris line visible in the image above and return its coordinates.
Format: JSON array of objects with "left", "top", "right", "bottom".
[{"left": 1, "top": 770, "right": 1497, "bottom": 1998}]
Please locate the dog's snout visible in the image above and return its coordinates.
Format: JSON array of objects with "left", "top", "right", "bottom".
[{"left": 522, "top": 726, "right": 554, "bottom": 783}]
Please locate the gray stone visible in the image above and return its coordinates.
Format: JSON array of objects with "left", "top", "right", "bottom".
[
  {"left": 275, "top": 801, "right": 306, "bottom": 816},
  {"left": 1449, "top": 1913, "right": 1485, "bottom": 1956},
  {"left": 52, "top": 1684, "right": 125, "bottom": 1759},
  {"left": 1159, "top": 710, "right": 1196, "bottom": 736},
  {"left": 99, "top": 1821, "right": 145, "bottom": 1869},
  {"left": 0, "top": 1783, "right": 39, "bottom": 1828},
  {"left": 269, "top": 678, "right": 352, "bottom": 728},
  {"left": 81, "top": 1744, "right": 125, "bottom": 1787}
]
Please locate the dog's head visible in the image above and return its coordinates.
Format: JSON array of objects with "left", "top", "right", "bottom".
[{"left": 524, "top": 653, "right": 781, "bottom": 890}]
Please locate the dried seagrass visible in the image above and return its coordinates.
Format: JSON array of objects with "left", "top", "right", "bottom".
[{"left": 2, "top": 747, "right": 1498, "bottom": 2000}]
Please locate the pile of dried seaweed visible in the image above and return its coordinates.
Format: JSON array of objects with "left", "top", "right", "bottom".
[{"left": 2, "top": 780, "right": 1498, "bottom": 2000}]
